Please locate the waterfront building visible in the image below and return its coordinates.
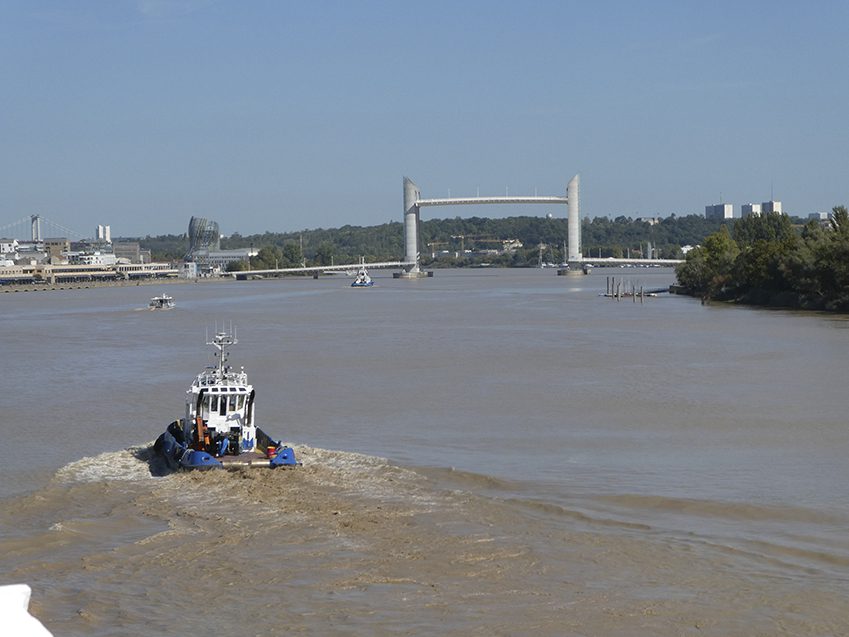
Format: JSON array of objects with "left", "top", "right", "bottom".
[
  {"left": 10, "top": 241, "right": 48, "bottom": 263},
  {"left": 43, "top": 238, "right": 70, "bottom": 261},
  {"left": 187, "top": 216, "right": 221, "bottom": 258},
  {"left": 180, "top": 262, "right": 198, "bottom": 279},
  {"left": 112, "top": 241, "right": 142, "bottom": 264},
  {"left": 191, "top": 247, "right": 256, "bottom": 269},
  {"left": 0, "top": 238, "right": 18, "bottom": 256},
  {"left": 68, "top": 251, "right": 118, "bottom": 266}
]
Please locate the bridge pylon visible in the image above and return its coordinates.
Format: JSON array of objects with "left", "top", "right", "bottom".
[{"left": 397, "top": 177, "right": 429, "bottom": 279}]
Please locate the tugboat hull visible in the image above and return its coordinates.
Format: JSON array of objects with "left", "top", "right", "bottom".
[{"left": 154, "top": 422, "right": 297, "bottom": 471}]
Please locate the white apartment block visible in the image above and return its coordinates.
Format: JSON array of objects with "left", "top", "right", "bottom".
[
  {"left": 705, "top": 203, "right": 734, "bottom": 220},
  {"left": 809, "top": 211, "right": 832, "bottom": 222},
  {"left": 96, "top": 224, "right": 112, "bottom": 243},
  {"left": 741, "top": 203, "right": 762, "bottom": 218},
  {"left": 761, "top": 200, "right": 782, "bottom": 214}
]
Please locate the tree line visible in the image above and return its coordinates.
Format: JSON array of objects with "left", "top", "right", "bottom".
[
  {"left": 675, "top": 206, "right": 849, "bottom": 312},
  {"left": 138, "top": 213, "right": 732, "bottom": 269}
]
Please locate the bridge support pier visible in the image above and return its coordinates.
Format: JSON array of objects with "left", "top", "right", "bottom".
[
  {"left": 566, "top": 174, "right": 581, "bottom": 264},
  {"left": 555, "top": 175, "right": 583, "bottom": 276},
  {"left": 393, "top": 270, "right": 433, "bottom": 279},
  {"left": 557, "top": 265, "right": 586, "bottom": 276},
  {"left": 398, "top": 177, "right": 430, "bottom": 278}
]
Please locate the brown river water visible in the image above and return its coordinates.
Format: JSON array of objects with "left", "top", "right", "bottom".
[{"left": 1, "top": 268, "right": 848, "bottom": 636}]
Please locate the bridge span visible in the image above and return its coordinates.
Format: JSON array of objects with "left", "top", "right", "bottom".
[
  {"left": 581, "top": 258, "right": 683, "bottom": 266},
  {"left": 416, "top": 195, "right": 568, "bottom": 207},
  {"left": 231, "top": 260, "right": 413, "bottom": 279}
]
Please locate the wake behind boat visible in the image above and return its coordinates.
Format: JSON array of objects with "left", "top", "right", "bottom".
[
  {"left": 153, "top": 329, "right": 297, "bottom": 470},
  {"left": 149, "top": 293, "right": 175, "bottom": 309}
]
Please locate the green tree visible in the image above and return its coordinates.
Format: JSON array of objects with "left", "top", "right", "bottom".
[
  {"left": 251, "top": 245, "right": 283, "bottom": 270},
  {"left": 281, "top": 242, "right": 303, "bottom": 267},
  {"left": 733, "top": 211, "right": 796, "bottom": 246},
  {"left": 314, "top": 241, "right": 335, "bottom": 266},
  {"left": 675, "top": 226, "right": 739, "bottom": 300},
  {"left": 816, "top": 206, "right": 849, "bottom": 310},
  {"left": 226, "top": 259, "right": 249, "bottom": 272},
  {"left": 731, "top": 212, "right": 799, "bottom": 303}
]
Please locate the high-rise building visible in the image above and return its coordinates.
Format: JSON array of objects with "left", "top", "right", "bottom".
[
  {"left": 741, "top": 203, "right": 762, "bottom": 218},
  {"left": 96, "top": 224, "right": 112, "bottom": 243},
  {"left": 705, "top": 203, "right": 734, "bottom": 220},
  {"left": 761, "top": 200, "right": 782, "bottom": 215}
]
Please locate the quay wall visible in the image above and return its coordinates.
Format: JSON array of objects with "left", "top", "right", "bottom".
[{"left": 1, "top": 277, "right": 220, "bottom": 293}]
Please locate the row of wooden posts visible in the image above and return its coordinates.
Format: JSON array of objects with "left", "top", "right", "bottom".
[{"left": 606, "top": 277, "right": 648, "bottom": 303}]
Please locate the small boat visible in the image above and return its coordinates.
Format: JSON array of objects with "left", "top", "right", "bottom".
[
  {"left": 153, "top": 329, "right": 297, "bottom": 470},
  {"left": 351, "top": 261, "right": 374, "bottom": 287},
  {"left": 149, "top": 294, "right": 175, "bottom": 309}
]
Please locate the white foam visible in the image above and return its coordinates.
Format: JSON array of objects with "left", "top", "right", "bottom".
[
  {"left": 294, "top": 445, "right": 441, "bottom": 508},
  {"left": 55, "top": 445, "right": 157, "bottom": 484}
]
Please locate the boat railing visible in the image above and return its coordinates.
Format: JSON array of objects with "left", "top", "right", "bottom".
[{"left": 195, "top": 370, "right": 248, "bottom": 387}]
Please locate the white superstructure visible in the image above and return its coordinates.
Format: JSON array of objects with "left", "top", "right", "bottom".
[{"left": 186, "top": 331, "right": 257, "bottom": 454}]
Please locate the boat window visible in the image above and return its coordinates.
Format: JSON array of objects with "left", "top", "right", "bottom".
[
  {"left": 219, "top": 397, "right": 227, "bottom": 416},
  {"left": 236, "top": 395, "right": 245, "bottom": 410},
  {"left": 201, "top": 396, "right": 210, "bottom": 420},
  {"left": 228, "top": 395, "right": 237, "bottom": 411},
  {"left": 209, "top": 395, "right": 218, "bottom": 412}
]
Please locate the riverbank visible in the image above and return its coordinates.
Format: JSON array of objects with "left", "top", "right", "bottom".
[{"left": 0, "top": 278, "right": 224, "bottom": 293}]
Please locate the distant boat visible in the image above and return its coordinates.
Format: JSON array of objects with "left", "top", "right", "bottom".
[
  {"left": 351, "top": 260, "right": 374, "bottom": 287},
  {"left": 149, "top": 293, "right": 175, "bottom": 310}
]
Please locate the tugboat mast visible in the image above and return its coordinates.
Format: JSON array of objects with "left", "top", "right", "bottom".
[{"left": 207, "top": 326, "right": 237, "bottom": 376}]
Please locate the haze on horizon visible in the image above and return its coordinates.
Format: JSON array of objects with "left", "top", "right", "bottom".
[{"left": 1, "top": 1, "right": 847, "bottom": 239}]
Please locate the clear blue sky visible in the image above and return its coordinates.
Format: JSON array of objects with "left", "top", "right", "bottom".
[{"left": 1, "top": 1, "right": 847, "bottom": 238}]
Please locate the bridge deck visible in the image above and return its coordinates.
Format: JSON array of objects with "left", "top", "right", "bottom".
[{"left": 417, "top": 196, "right": 568, "bottom": 207}]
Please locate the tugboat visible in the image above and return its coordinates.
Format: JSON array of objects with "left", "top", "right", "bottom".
[
  {"left": 153, "top": 329, "right": 297, "bottom": 470},
  {"left": 351, "top": 261, "right": 374, "bottom": 287},
  {"left": 149, "top": 293, "right": 175, "bottom": 310}
]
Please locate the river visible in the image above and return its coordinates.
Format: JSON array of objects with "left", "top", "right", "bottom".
[{"left": 1, "top": 268, "right": 847, "bottom": 635}]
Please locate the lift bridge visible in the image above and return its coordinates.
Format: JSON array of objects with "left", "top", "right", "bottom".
[
  {"left": 213, "top": 173, "right": 679, "bottom": 280},
  {"left": 243, "top": 175, "right": 584, "bottom": 279}
]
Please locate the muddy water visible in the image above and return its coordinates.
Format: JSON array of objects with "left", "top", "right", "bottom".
[{"left": 1, "top": 269, "right": 848, "bottom": 635}]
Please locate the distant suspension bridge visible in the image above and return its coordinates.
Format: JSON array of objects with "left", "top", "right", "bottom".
[{"left": 0, "top": 215, "right": 88, "bottom": 241}]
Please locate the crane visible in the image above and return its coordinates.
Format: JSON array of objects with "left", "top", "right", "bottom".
[
  {"left": 450, "top": 234, "right": 502, "bottom": 253},
  {"left": 426, "top": 241, "right": 448, "bottom": 258}
]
